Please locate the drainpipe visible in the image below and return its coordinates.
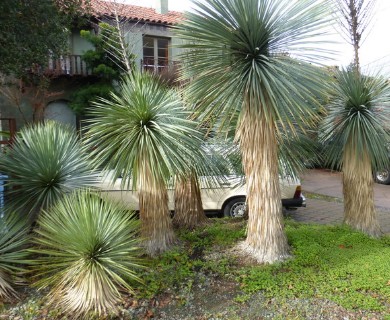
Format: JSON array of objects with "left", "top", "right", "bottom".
[{"left": 155, "top": 0, "right": 168, "bottom": 14}]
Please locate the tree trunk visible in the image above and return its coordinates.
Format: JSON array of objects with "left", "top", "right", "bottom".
[
  {"left": 173, "top": 172, "right": 206, "bottom": 229},
  {"left": 33, "top": 101, "right": 45, "bottom": 122},
  {"left": 235, "top": 107, "right": 290, "bottom": 263},
  {"left": 138, "top": 177, "right": 176, "bottom": 256},
  {"left": 342, "top": 144, "right": 380, "bottom": 237}
]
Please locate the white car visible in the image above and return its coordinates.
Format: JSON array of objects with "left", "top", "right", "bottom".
[{"left": 97, "top": 174, "right": 305, "bottom": 218}]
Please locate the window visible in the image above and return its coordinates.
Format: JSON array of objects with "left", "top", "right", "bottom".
[{"left": 142, "top": 36, "right": 169, "bottom": 72}]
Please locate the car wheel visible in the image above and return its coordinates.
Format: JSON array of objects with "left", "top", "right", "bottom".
[
  {"left": 223, "top": 197, "right": 247, "bottom": 218},
  {"left": 375, "top": 169, "right": 390, "bottom": 185}
]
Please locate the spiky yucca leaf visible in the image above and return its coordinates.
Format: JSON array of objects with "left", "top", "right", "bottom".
[
  {"left": 177, "top": 0, "right": 334, "bottom": 132},
  {"left": 0, "top": 213, "right": 30, "bottom": 299},
  {"left": 0, "top": 121, "right": 96, "bottom": 217},
  {"left": 31, "top": 191, "right": 143, "bottom": 318},
  {"left": 87, "top": 71, "right": 204, "bottom": 188}
]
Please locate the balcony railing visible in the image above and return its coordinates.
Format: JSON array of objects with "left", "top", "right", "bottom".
[
  {"left": 141, "top": 58, "right": 179, "bottom": 74},
  {"left": 44, "top": 55, "right": 92, "bottom": 77},
  {"left": 141, "top": 58, "right": 180, "bottom": 86}
]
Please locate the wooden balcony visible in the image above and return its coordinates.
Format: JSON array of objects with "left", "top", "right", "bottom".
[{"left": 44, "top": 55, "right": 92, "bottom": 77}]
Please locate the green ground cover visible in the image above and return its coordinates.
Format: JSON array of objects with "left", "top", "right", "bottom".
[{"left": 143, "top": 219, "right": 390, "bottom": 313}]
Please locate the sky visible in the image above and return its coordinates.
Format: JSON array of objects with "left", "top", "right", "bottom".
[{"left": 124, "top": 0, "right": 390, "bottom": 75}]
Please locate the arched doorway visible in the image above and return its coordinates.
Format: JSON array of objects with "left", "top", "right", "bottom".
[{"left": 45, "top": 100, "right": 76, "bottom": 128}]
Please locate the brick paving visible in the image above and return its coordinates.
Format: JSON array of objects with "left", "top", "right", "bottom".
[
  {"left": 289, "top": 169, "right": 390, "bottom": 235},
  {"left": 288, "top": 198, "right": 390, "bottom": 235}
]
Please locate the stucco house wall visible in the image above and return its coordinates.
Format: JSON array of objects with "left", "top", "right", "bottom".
[{"left": 0, "top": 0, "right": 184, "bottom": 130}]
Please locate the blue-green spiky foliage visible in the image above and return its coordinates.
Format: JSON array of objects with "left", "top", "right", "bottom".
[
  {"left": 31, "top": 190, "right": 144, "bottom": 318},
  {"left": 0, "top": 121, "right": 96, "bottom": 218},
  {"left": 321, "top": 70, "right": 390, "bottom": 171}
]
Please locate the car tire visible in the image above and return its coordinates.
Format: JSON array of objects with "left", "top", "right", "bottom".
[
  {"left": 375, "top": 169, "right": 390, "bottom": 185},
  {"left": 223, "top": 197, "right": 247, "bottom": 218}
]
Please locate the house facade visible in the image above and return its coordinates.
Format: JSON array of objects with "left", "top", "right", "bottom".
[{"left": 0, "top": 0, "right": 183, "bottom": 135}]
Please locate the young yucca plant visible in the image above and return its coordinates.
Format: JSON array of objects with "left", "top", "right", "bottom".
[
  {"left": 0, "top": 121, "right": 96, "bottom": 218},
  {"left": 0, "top": 213, "right": 30, "bottom": 299},
  {"left": 87, "top": 71, "right": 205, "bottom": 256},
  {"left": 31, "top": 190, "right": 144, "bottom": 318}
]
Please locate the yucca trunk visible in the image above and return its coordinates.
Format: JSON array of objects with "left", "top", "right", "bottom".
[
  {"left": 173, "top": 172, "right": 206, "bottom": 229},
  {"left": 342, "top": 144, "right": 380, "bottom": 237},
  {"left": 236, "top": 107, "right": 290, "bottom": 263},
  {"left": 138, "top": 173, "right": 176, "bottom": 256}
]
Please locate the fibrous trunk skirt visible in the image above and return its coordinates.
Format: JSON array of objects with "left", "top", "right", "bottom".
[
  {"left": 173, "top": 172, "right": 206, "bottom": 229},
  {"left": 236, "top": 108, "right": 289, "bottom": 263},
  {"left": 343, "top": 146, "right": 380, "bottom": 237},
  {"left": 139, "top": 179, "right": 176, "bottom": 256}
]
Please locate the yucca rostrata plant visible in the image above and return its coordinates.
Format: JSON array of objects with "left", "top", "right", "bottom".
[
  {"left": 31, "top": 191, "right": 144, "bottom": 318},
  {"left": 0, "top": 121, "right": 96, "bottom": 219},
  {"left": 87, "top": 71, "right": 205, "bottom": 256},
  {"left": 177, "top": 0, "right": 333, "bottom": 263},
  {"left": 321, "top": 70, "right": 390, "bottom": 237}
]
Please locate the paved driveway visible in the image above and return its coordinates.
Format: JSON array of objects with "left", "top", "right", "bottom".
[
  {"left": 289, "top": 169, "right": 390, "bottom": 235},
  {"left": 301, "top": 169, "right": 390, "bottom": 208}
]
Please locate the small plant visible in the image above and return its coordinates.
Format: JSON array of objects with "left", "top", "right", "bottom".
[
  {"left": 0, "top": 213, "right": 30, "bottom": 299},
  {"left": 140, "top": 248, "right": 194, "bottom": 299},
  {"left": 30, "top": 191, "right": 144, "bottom": 318}
]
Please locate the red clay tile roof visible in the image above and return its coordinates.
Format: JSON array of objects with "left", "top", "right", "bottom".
[{"left": 89, "top": 0, "right": 183, "bottom": 25}]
